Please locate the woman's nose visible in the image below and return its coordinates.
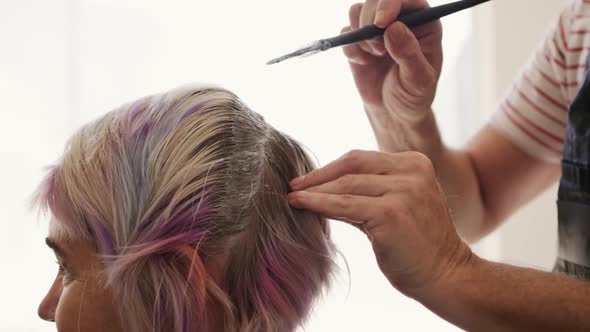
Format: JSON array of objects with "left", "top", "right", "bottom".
[
  {"left": 38, "top": 294, "right": 57, "bottom": 322},
  {"left": 38, "top": 275, "right": 62, "bottom": 322}
]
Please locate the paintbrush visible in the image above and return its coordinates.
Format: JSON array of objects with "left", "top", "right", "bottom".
[{"left": 267, "top": 0, "right": 491, "bottom": 65}]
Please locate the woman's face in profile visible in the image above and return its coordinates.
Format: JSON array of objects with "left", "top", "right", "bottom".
[{"left": 38, "top": 222, "right": 122, "bottom": 331}]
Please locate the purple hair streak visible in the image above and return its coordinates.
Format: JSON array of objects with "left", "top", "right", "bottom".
[{"left": 33, "top": 85, "right": 335, "bottom": 332}]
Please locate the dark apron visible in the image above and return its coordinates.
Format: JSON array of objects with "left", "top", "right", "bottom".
[{"left": 554, "top": 56, "right": 590, "bottom": 280}]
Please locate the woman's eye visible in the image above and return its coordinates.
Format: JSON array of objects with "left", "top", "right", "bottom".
[{"left": 56, "top": 261, "right": 74, "bottom": 284}]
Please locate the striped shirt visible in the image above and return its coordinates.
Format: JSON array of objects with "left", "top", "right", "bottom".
[{"left": 491, "top": 0, "right": 590, "bottom": 163}]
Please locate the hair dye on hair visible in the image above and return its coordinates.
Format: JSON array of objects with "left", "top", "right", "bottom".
[{"left": 34, "top": 85, "right": 335, "bottom": 332}]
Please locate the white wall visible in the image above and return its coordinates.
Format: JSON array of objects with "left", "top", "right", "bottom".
[{"left": 0, "top": 1, "right": 76, "bottom": 331}]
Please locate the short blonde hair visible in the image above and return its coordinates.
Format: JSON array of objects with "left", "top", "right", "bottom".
[{"left": 35, "top": 86, "right": 335, "bottom": 331}]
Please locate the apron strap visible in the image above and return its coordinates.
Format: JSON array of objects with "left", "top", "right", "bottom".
[{"left": 558, "top": 200, "right": 590, "bottom": 267}]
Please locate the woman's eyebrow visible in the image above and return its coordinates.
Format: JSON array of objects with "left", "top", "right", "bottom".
[{"left": 45, "top": 237, "right": 66, "bottom": 258}]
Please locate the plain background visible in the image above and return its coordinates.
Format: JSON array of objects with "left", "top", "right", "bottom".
[{"left": 0, "top": 0, "right": 569, "bottom": 330}]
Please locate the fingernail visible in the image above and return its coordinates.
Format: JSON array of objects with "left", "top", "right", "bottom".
[
  {"left": 373, "top": 42, "right": 386, "bottom": 56},
  {"left": 289, "top": 191, "right": 308, "bottom": 199},
  {"left": 290, "top": 176, "right": 305, "bottom": 189},
  {"left": 288, "top": 191, "right": 307, "bottom": 206}
]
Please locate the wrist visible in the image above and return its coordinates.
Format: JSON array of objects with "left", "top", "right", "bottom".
[
  {"left": 365, "top": 105, "right": 443, "bottom": 155},
  {"left": 364, "top": 103, "right": 433, "bottom": 127},
  {"left": 405, "top": 244, "right": 483, "bottom": 303}
]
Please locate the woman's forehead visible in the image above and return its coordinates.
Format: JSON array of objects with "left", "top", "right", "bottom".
[{"left": 47, "top": 219, "right": 101, "bottom": 264}]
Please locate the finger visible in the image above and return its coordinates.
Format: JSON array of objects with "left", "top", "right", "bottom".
[
  {"left": 360, "top": 0, "right": 386, "bottom": 56},
  {"left": 374, "top": 0, "right": 402, "bottom": 28},
  {"left": 384, "top": 22, "right": 437, "bottom": 96},
  {"left": 291, "top": 151, "right": 433, "bottom": 191},
  {"left": 358, "top": 0, "right": 386, "bottom": 56},
  {"left": 359, "top": 0, "right": 379, "bottom": 29},
  {"left": 374, "top": 0, "right": 430, "bottom": 28},
  {"left": 306, "top": 174, "right": 389, "bottom": 197},
  {"left": 414, "top": 22, "right": 444, "bottom": 76},
  {"left": 373, "top": 0, "right": 431, "bottom": 57},
  {"left": 288, "top": 191, "right": 375, "bottom": 223},
  {"left": 342, "top": 31, "right": 379, "bottom": 65},
  {"left": 368, "top": 38, "right": 386, "bottom": 57},
  {"left": 349, "top": 3, "right": 375, "bottom": 56},
  {"left": 411, "top": 21, "right": 442, "bottom": 39},
  {"left": 291, "top": 150, "right": 392, "bottom": 190},
  {"left": 349, "top": 2, "right": 363, "bottom": 29}
]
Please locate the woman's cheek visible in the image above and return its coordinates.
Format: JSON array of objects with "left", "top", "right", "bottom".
[
  {"left": 57, "top": 278, "right": 123, "bottom": 332},
  {"left": 54, "top": 282, "right": 85, "bottom": 332}
]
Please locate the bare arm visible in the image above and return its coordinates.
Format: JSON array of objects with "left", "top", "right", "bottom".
[
  {"left": 367, "top": 101, "right": 560, "bottom": 242},
  {"left": 458, "top": 126, "right": 560, "bottom": 241},
  {"left": 415, "top": 256, "right": 590, "bottom": 332},
  {"left": 425, "top": 124, "right": 559, "bottom": 242}
]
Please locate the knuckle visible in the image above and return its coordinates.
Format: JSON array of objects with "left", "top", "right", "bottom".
[
  {"left": 406, "top": 151, "right": 434, "bottom": 174},
  {"left": 339, "top": 174, "right": 356, "bottom": 190},
  {"left": 382, "top": 203, "right": 399, "bottom": 219},
  {"left": 407, "top": 174, "right": 431, "bottom": 195},
  {"left": 343, "top": 149, "right": 359, "bottom": 160},
  {"left": 342, "top": 150, "right": 364, "bottom": 171},
  {"left": 350, "top": 3, "right": 363, "bottom": 16},
  {"left": 337, "top": 194, "right": 356, "bottom": 211},
  {"left": 404, "top": 179, "right": 423, "bottom": 197}
]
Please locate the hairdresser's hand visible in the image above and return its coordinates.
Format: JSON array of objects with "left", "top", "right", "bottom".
[
  {"left": 288, "top": 150, "right": 474, "bottom": 296},
  {"left": 343, "top": 0, "right": 442, "bottom": 124}
]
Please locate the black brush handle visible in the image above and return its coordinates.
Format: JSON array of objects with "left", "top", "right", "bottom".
[{"left": 324, "top": 0, "right": 490, "bottom": 49}]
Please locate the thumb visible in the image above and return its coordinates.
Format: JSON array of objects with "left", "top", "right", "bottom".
[{"left": 384, "top": 22, "right": 436, "bottom": 96}]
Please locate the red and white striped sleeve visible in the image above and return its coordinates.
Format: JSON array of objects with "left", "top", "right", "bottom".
[{"left": 491, "top": 0, "right": 590, "bottom": 164}]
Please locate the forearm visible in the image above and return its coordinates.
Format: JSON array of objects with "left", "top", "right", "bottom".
[
  {"left": 412, "top": 256, "right": 590, "bottom": 332},
  {"left": 365, "top": 107, "right": 488, "bottom": 241}
]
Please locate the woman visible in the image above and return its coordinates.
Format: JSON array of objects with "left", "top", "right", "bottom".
[{"left": 34, "top": 86, "right": 335, "bottom": 331}]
